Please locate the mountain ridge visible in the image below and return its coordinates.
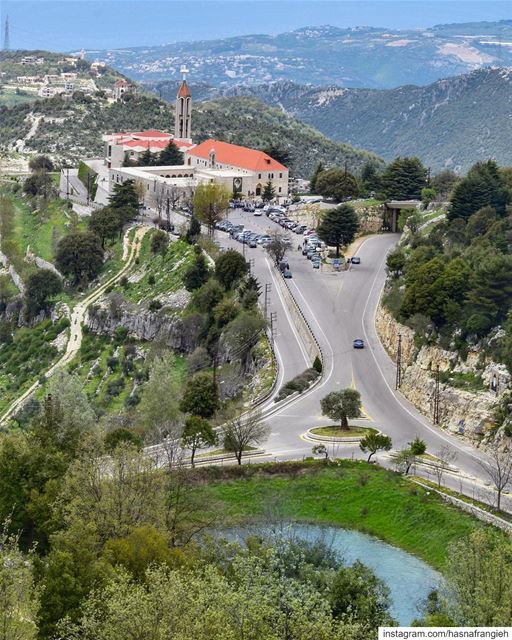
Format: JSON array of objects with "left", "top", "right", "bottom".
[{"left": 87, "top": 20, "right": 512, "bottom": 89}]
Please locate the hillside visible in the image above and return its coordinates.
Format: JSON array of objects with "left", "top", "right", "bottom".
[
  {"left": 0, "top": 89, "right": 381, "bottom": 178},
  {"left": 0, "top": 49, "right": 122, "bottom": 106},
  {"left": 224, "top": 68, "right": 512, "bottom": 173},
  {"left": 87, "top": 21, "right": 512, "bottom": 89}
]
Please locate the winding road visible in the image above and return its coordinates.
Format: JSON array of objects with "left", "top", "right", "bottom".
[
  {"left": 0, "top": 225, "right": 149, "bottom": 425},
  {"left": 218, "top": 210, "right": 511, "bottom": 512}
]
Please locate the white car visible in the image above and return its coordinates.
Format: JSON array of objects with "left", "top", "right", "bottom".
[{"left": 253, "top": 210, "right": 262, "bottom": 216}]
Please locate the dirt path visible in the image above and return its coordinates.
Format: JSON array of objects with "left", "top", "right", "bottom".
[
  {"left": 16, "top": 114, "right": 42, "bottom": 153},
  {"left": 0, "top": 225, "right": 149, "bottom": 425}
]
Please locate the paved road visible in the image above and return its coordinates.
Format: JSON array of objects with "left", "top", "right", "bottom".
[{"left": 219, "top": 209, "right": 511, "bottom": 512}]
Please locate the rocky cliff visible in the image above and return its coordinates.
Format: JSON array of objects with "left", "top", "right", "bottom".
[{"left": 375, "top": 304, "right": 509, "bottom": 441}]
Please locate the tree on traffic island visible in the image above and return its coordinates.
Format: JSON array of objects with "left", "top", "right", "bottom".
[{"left": 320, "top": 388, "right": 361, "bottom": 431}]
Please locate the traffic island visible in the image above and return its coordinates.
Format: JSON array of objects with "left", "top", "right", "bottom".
[{"left": 305, "top": 425, "right": 380, "bottom": 444}]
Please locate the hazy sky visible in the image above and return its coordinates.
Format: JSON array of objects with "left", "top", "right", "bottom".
[{"left": 2, "top": 1, "right": 511, "bottom": 51}]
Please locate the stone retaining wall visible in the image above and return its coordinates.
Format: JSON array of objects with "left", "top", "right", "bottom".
[{"left": 375, "top": 305, "right": 500, "bottom": 440}]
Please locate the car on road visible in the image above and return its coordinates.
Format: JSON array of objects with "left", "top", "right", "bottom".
[
  {"left": 312, "top": 258, "right": 321, "bottom": 269},
  {"left": 283, "top": 269, "right": 292, "bottom": 278},
  {"left": 253, "top": 210, "right": 262, "bottom": 216},
  {"left": 248, "top": 239, "right": 257, "bottom": 248},
  {"left": 353, "top": 339, "right": 365, "bottom": 349},
  {"left": 351, "top": 256, "right": 361, "bottom": 264}
]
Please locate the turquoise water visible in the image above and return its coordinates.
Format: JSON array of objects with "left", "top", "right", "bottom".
[{"left": 216, "top": 523, "right": 441, "bottom": 625}]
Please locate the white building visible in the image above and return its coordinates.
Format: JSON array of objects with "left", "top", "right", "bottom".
[{"left": 102, "top": 67, "right": 288, "bottom": 204}]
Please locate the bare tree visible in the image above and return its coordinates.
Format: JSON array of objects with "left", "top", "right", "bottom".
[
  {"left": 222, "top": 410, "right": 270, "bottom": 465},
  {"left": 479, "top": 448, "right": 512, "bottom": 511},
  {"left": 152, "top": 182, "right": 166, "bottom": 222},
  {"left": 432, "top": 445, "right": 457, "bottom": 487},
  {"left": 393, "top": 447, "right": 416, "bottom": 475},
  {"left": 266, "top": 229, "right": 289, "bottom": 266}
]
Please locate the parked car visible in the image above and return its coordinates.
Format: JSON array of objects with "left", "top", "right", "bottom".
[
  {"left": 279, "top": 261, "right": 290, "bottom": 273},
  {"left": 351, "top": 256, "right": 361, "bottom": 264},
  {"left": 283, "top": 269, "right": 293, "bottom": 279},
  {"left": 353, "top": 339, "right": 365, "bottom": 349},
  {"left": 249, "top": 239, "right": 258, "bottom": 248},
  {"left": 253, "top": 210, "right": 262, "bottom": 216},
  {"left": 312, "top": 258, "right": 321, "bottom": 269}
]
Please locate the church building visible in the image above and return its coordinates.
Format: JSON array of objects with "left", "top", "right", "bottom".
[{"left": 103, "top": 67, "right": 289, "bottom": 204}]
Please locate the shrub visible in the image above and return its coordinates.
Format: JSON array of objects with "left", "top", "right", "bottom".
[
  {"left": 148, "top": 300, "right": 162, "bottom": 312},
  {"left": 275, "top": 368, "right": 320, "bottom": 401},
  {"left": 313, "top": 356, "right": 323, "bottom": 373}
]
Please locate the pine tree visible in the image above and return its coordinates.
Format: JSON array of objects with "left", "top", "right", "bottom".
[
  {"left": 158, "top": 141, "right": 183, "bottom": 165},
  {"left": 449, "top": 160, "right": 509, "bottom": 221},
  {"left": 380, "top": 157, "right": 427, "bottom": 200},
  {"left": 262, "top": 180, "right": 276, "bottom": 202},
  {"left": 317, "top": 204, "right": 360, "bottom": 257},
  {"left": 310, "top": 162, "right": 325, "bottom": 194}
]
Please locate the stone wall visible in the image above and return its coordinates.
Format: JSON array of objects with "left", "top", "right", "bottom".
[
  {"left": 375, "top": 305, "right": 501, "bottom": 440},
  {"left": 356, "top": 204, "right": 385, "bottom": 235}
]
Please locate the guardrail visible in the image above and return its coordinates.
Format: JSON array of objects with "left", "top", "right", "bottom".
[{"left": 272, "top": 263, "right": 323, "bottom": 367}]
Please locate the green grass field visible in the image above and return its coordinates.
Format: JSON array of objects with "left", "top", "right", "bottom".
[
  {"left": 310, "top": 425, "right": 378, "bottom": 437},
  {"left": 114, "top": 233, "right": 195, "bottom": 304},
  {"left": 194, "top": 461, "right": 485, "bottom": 570},
  {"left": 1, "top": 193, "right": 86, "bottom": 277}
]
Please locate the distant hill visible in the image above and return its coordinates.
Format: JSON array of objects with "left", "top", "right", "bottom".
[
  {"left": 87, "top": 21, "right": 512, "bottom": 89},
  {"left": 222, "top": 68, "right": 512, "bottom": 173},
  {"left": 0, "top": 49, "right": 122, "bottom": 106},
  {"left": 0, "top": 86, "right": 381, "bottom": 178}
]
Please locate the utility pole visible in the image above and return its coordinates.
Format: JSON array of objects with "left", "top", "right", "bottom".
[
  {"left": 248, "top": 258, "right": 255, "bottom": 273},
  {"left": 433, "top": 365, "right": 440, "bottom": 425},
  {"left": 86, "top": 172, "right": 90, "bottom": 205},
  {"left": 264, "top": 283, "right": 271, "bottom": 321},
  {"left": 66, "top": 168, "right": 70, "bottom": 200},
  {"left": 3, "top": 15, "right": 9, "bottom": 51},
  {"left": 212, "top": 351, "right": 218, "bottom": 386},
  {"left": 270, "top": 311, "right": 277, "bottom": 344},
  {"left": 395, "top": 332, "right": 402, "bottom": 389},
  {"left": 426, "top": 167, "right": 431, "bottom": 186}
]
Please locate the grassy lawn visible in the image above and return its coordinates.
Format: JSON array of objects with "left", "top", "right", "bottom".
[
  {"left": 1, "top": 193, "right": 86, "bottom": 278},
  {"left": 353, "top": 198, "right": 383, "bottom": 209},
  {"left": 12, "top": 196, "right": 86, "bottom": 262},
  {"left": 194, "top": 461, "right": 486, "bottom": 570},
  {"left": 310, "top": 425, "right": 378, "bottom": 437}
]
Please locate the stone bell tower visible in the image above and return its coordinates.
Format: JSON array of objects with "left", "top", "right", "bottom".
[{"left": 174, "top": 65, "right": 192, "bottom": 143}]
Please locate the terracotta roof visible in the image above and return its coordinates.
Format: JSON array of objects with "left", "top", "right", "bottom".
[
  {"left": 177, "top": 79, "right": 191, "bottom": 98},
  {"left": 122, "top": 139, "right": 170, "bottom": 150},
  {"left": 130, "top": 130, "right": 171, "bottom": 138},
  {"left": 114, "top": 79, "right": 132, "bottom": 87},
  {"left": 187, "top": 139, "right": 287, "bottom": 171}
]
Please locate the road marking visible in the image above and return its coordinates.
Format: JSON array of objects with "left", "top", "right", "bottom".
[
  {"left": 360, "top": 243, "right": 482, "bottom": 462},
  {"left": 264, "top": 255, "right": 310, "bottom": 368},
  {"left": 350, "top": 367, "right": 374, "bottom": 421}
]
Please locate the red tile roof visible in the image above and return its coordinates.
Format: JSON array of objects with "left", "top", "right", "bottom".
[
  {"left": 177, "top": 80, "right": 191, "bottom": 98},
  {"left": 129, "top": 130, "right": 171, "bottom": 138},
  {"left": 187, "top": 139, "right": 287, "bottom": 171},
  {"left": 122, "top": 139, "right": 170, "bottom": 150}
]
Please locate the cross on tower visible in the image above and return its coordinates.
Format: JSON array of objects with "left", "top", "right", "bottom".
[{"left": 180, "top": 65, "right": 189, "bottom": 81}]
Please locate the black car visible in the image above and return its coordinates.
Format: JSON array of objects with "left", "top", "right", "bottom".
[
  {"left": 353, "top": 339, "right": 365, "bottom": 349},
  {"left": 351, "top": 256, "right": 361, "bottom": 265}
]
